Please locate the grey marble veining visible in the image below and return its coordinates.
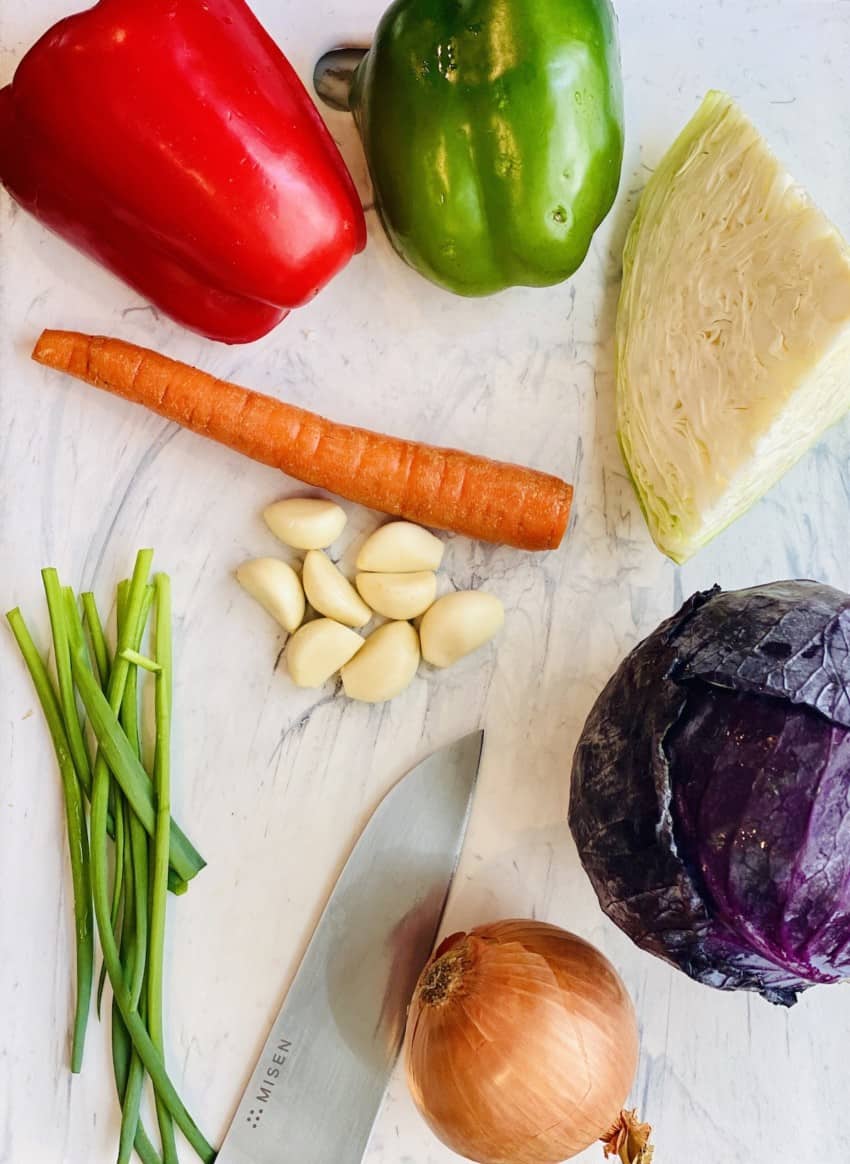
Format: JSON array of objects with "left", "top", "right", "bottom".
[{"left": 2, "top": 1, "right": 850, "bottom": 1162}]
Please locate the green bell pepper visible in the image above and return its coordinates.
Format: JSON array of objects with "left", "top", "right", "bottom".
[{"left": 316, "top": 0, "right": 624, "bottom": 297}]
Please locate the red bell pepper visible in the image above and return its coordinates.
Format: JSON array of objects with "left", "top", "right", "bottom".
[{"left": 0, "top": 0, "right": 367, "bottom": 344}]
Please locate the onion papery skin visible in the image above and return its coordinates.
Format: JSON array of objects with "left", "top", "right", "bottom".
[{"left": 404, "top": 920, "right": 639, "bottom": 1164}]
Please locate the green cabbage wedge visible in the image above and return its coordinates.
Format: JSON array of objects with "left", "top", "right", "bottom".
[{"left": 617, "top": 91, "right": 850, "bottom": 562}]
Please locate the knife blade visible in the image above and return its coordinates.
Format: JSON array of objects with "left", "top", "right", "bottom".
[{"left": 216, "top": 730, "right": 484, "bottom": 1164}]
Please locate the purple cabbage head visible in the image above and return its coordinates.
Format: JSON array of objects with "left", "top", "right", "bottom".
[{"left": 569, "top": 580, "right": 850, "bottom": 1005}]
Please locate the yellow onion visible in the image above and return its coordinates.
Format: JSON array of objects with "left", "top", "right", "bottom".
[{"left": 404, "top": 919, "right": 650, "bottom": 1164}]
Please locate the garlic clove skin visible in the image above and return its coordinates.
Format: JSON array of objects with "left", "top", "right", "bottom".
[
  {"left": 286, "top": 619, "right": 363, "bottom": 688},
  {"left": 419, "top": 591, "right": 504, "bottom": 668},
  {"left": 355, "top": 571, "right": 437, "bottom": 621},
  {"left": 264, "top": 498, "right": 347, "bottom": 550},
  {"left": 303, "top": 550, "right": 372, "bottom": 628},
  {"left": 356, "top": 522, "right": 444, "bottom": 572},
  {"left": 236, "top": 558, "right": 305, "bottom": 633},
  {"left": 342, "top": 621, "right": 421, "bottom": 703}
]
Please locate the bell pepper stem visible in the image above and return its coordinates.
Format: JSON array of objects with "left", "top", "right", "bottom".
[{"left": 313, "top": 47, "right": 368, "bottom": 111}]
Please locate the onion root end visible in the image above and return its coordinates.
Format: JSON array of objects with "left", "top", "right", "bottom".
[{"left": 602, "top": 1109, "right": 654, "bottom": 1164}]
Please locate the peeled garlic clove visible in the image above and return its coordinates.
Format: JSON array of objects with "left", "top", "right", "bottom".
[
  {"left": 420, "top": 591, "right": 504, "bottom": 668},
  {"left": 356, "top": 571, "right": 437, "bottom": 620},
  {"left": 356, "top": 522, "right": 444, "bottom": 572},
  {"left": 236, "top": 558, "right": 305, "bottom": 633},
  {"left": 264, "top": 498, "right": 347, "bottom": 550},
  {"left": 342, "top": 621, "right": 420, "bottom": 703},
  {"left": 302, "top": 550, "right": 372, "bottom": 628},
  {"left": 286, "top": 619, "right": 363, "bottom": 688}
]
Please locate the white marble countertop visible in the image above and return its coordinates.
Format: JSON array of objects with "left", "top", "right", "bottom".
[{"left": 3, "top": 1, "right": 850, "bottom": 1162}]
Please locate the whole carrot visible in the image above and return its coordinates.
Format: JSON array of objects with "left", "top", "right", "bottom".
[{"left": 32, "top": 330, "right": 572, "bottom": 551}]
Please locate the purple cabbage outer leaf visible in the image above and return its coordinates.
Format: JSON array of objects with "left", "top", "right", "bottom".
[
  {"left": 668, "top": 687, "right": 850, "bottom": 991},
  {"left": 569, "top": 580, "right": 850, "bottom": 1006}
]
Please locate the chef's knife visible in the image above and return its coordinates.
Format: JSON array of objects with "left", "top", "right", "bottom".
[{"left": 217, "top": 730, "right": 484, "bottom": 1164}]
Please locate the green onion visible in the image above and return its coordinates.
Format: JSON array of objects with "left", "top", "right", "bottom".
[
  {"left": 117, "top": 604, "right": 156, "bottom": 1164},
  {"left": 42, "top": 569, "right": 92, "bottom": 797},
  {"left": 88, "top": 550, "right": 210, "bottom": 1154},
  {"left": 117, "top": 800, "right": 149, "bottom": 1164},
  {"left": 111, "top": 1010, "right": 166, "bottom": 1164},
  {"left": 81, "top": 591, "right": 112, "bottom": 689},
  {"left": 149, "top": 573, "right": 179, "bottom": 1164},
  {"left": 119, "top": 648, "right": 162, "bottom": 673},
  {"left": 11, "top": 550, "right": 213, "bottom": 1162},
  {"left": 120, "top": 651, "right": 151, "bottom": 1016},
  {"left": 96, "top": 794, "right": 125, "bottom": 1020},
  {"left": 65, "top": 586, "right": 144, "bottom": 882},
  {"left": 6, "top": 609, "right": 93, "bottom": 1073},
  {"left": 90, "top": 691, "right": 214, "bottom": 1161},
  {"left": 68, "top": 643, "right": 204, "bottom": 884}
]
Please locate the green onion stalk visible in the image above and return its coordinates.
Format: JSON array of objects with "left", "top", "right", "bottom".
[
  {"left": 7, "top": 550, "right": 214, "bottom": 1162},
  {"left": 6, "top": 609, "right": 93, "bottom": 1073}
]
